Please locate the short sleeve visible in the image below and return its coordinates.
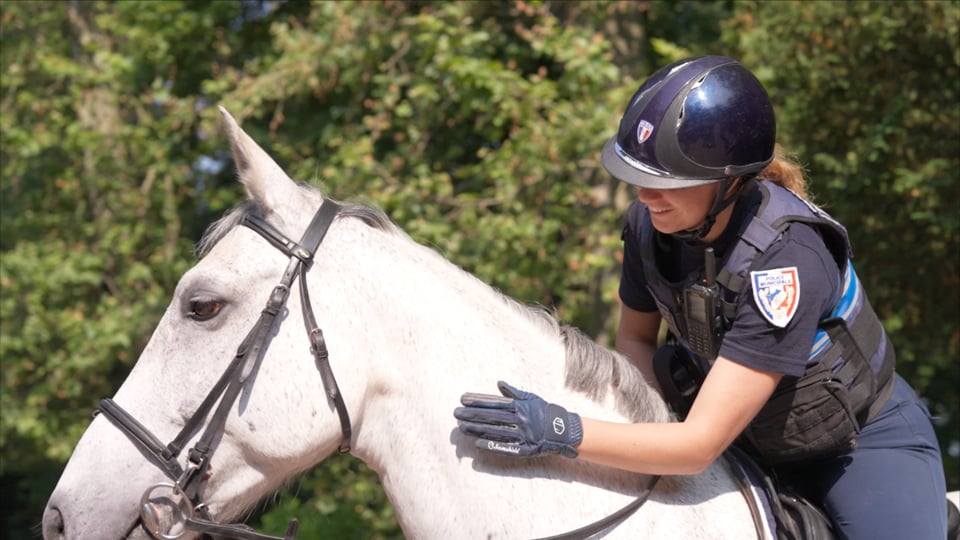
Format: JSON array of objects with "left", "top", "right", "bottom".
[{"left": 718, "top": 223, "right": 840, "bottom": 376}]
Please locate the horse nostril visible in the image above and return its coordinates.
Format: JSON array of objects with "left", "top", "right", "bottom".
[{"left": 42, "top": 505, "right": 66, "bottom": 539}]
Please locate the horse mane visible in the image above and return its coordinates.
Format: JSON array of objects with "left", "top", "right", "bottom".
[
  {"left": 561, "top": 325, "right": 671, "bottom": 423},
  {"left": 196, "top": 186, "right": 668, "bottom": 424}
]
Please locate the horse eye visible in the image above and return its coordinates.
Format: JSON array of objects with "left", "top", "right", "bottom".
[{"left": 188, "top": 299, "right": 224, "bottom": 321}]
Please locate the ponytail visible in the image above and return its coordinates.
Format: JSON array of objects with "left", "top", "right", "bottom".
[{"left": 759, "top": 144, "right": 811, "bottom": 201}]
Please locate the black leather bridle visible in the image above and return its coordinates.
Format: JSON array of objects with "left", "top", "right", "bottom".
[
  {"left": 98, "top": 200, "right": 350, "bottom": 540},
  {"left": 94, "top": 197, "right": 665, "bottom": 540}
]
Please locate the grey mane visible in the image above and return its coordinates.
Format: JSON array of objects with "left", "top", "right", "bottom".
[
  {"left": 196, "top": 190, "right": 668, "bottom": 424},
  {"left": 560, "top": 324, "right": 671, "bottom": 423}
]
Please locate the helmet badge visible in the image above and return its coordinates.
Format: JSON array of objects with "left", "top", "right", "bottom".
[{"left": 636, "top": 120, "right": 654, "bottom": 144}]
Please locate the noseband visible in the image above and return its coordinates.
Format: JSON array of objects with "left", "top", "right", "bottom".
[{"left": 98, "top": 200, "right": 349, "bottom": 540}]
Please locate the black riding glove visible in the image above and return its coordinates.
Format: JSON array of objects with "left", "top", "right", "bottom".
[{"left": 454, "top": 381, "right": 583, "bottom": 458}]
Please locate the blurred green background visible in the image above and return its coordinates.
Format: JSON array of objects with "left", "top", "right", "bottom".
[{"left": 2, "top": 1, "right": 957, "bottom": 538}]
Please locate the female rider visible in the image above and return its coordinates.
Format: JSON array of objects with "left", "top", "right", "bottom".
[{"left": 455, "top": 56, "right": 947, "bottom": 539}]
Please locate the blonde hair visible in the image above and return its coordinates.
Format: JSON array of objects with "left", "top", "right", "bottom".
[{"left": 758, "top": 144, "right": 811, "bottom": 200}]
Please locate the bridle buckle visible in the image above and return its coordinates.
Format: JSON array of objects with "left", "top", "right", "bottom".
[{"left": 140, "top": 483, "right": 194, "bottom": 540}]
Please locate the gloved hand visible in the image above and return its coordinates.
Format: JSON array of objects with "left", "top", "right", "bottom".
[{"left": 454, "top": 381, "right": 583, "bottom": 458}]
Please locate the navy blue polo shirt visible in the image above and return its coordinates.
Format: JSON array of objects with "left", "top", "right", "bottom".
[{"left": 619, "top": 186, "right": 840, "bottom": 377}]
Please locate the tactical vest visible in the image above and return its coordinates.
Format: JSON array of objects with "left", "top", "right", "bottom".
[{"left": 639, "top": 181, "right": 895, "bottom": 464}]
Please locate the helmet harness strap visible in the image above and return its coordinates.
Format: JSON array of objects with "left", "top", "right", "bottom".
[{"left": 672, "top": 177, "right": 749, "bottom": 242}]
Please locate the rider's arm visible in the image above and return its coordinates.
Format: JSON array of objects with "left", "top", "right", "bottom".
[
  {"left": 615, "top": 304, "right": 662, "bottom": 393},
  {"left": 576, "top": 356, "right": 781, "bottom": 475}
]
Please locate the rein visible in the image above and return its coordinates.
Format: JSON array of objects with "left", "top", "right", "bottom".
[
  {"left": 98, "top": 201, "right": 348, "bottom": 540},
  {"left": 534, "top": 475, "right": 660, "bottom": 540}
]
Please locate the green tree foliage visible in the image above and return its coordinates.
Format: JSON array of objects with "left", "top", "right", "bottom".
[
  {"left": 727, "top": 0, "right": 960, "bottom": 489},
  {"left": 214, "top": 1, "right": 629, "bottom": 336},
  {"left": 0, "top": 0, "right": 316, "bottom": 535},
  {"left": 1, "top": 1, "right": 955, "bottom": 538}
]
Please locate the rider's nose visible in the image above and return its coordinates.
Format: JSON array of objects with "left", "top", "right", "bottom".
[{"left": 635, "top": 186, "right": 662, "bottom": 203}]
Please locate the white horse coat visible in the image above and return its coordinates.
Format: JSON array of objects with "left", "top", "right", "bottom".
[{"left": 42, "top": 108, "right": 763, "bottom": 539}]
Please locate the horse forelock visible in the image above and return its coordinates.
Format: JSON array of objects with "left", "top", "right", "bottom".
[
  {"left": 195, "top": 185, "right": 399, "bottom": 259},
  {"left": 196, "top": 200, "right": 262, "bottom": 258}
]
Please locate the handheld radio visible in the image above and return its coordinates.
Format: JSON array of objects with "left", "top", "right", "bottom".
[{"left": 683, "top": 247, "right": 723, "bottom": 360}]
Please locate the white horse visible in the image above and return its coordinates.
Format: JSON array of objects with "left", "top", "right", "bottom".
[{"left": 41, "top": 108, "right": 876, "bottom": 539}]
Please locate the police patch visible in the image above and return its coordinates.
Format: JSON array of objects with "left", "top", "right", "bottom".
[{"left": 750, "top": 267, "right": 800, "bottom": 328}]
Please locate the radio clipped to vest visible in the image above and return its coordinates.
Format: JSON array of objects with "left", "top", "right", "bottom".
[{"left": 683, "top": 247, "right": 724, "bottom": 360}]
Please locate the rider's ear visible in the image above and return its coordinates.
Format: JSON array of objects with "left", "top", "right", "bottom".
[{"left": 218, "top": 106, "right": 301, "bottom": 214}]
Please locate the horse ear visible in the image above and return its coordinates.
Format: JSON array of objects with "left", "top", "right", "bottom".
[{"left": 218, "top": 106, "right": 299, "bottom": 213}]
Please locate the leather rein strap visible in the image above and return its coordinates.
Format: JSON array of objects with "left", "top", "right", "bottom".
[
  {"left": 98, "top": 201, "right": 347, "bottom": 540},
  {"left": 534, "top": 475, "right": 660, "bottom": 540}
]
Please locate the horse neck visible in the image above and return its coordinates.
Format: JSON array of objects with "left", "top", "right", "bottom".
[{"left": 312, "top": 218, "right": 677, "bottom": 536}]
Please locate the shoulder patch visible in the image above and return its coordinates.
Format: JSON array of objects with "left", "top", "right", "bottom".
[{"left": 750, "top": 267, "right": 800, "bottom": 328}]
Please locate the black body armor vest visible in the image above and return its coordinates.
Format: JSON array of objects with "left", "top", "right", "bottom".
[{"left": 639, "top": 181, "right": 895, "bottom": 463}]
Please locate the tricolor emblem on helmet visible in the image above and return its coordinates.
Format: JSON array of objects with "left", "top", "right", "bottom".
[
  {"left": 636, "top": 120, "right": 654, "bottom": 144},
  {"left": 601, "top": 55, "right": 776, "bottom": 189}
]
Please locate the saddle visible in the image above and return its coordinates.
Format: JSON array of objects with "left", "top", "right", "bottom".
[
  {"left": 725, "top": 444, "right": 834, "bottom": 540},
  {"left": 949, "top": 499, "right": 960, "bottom": 540},
  {"left": 726, "top": 445, "right": 960, "bottom": 540}
]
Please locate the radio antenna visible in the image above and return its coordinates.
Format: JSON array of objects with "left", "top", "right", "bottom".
[{"left": 704, "top": 247, "right": 717, "bottom": 286}]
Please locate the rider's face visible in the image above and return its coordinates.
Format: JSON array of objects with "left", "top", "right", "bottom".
[{"left": 634, "top": 183, "right": 722, "bottom": 238}]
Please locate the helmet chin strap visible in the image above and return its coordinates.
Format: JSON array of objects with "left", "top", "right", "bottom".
[{"left": 671, "top": 178, "right": 746, "bottom": 243}]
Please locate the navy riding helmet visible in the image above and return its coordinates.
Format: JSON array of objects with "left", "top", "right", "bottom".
[{"left": 601, "top": 56, "right": 776, "bottom": 189}]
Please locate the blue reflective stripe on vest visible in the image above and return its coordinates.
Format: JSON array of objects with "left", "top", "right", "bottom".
[
  {"left": 811, "top": 261, "right": 862, "bottom": 358},
  {"left": 834, "top": 261, "right": 861, "bottom": 321}
]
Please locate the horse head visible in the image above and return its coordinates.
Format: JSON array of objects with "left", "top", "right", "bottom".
[{"left": 42, "top": 108, "right": 389, "bottom": 539}]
